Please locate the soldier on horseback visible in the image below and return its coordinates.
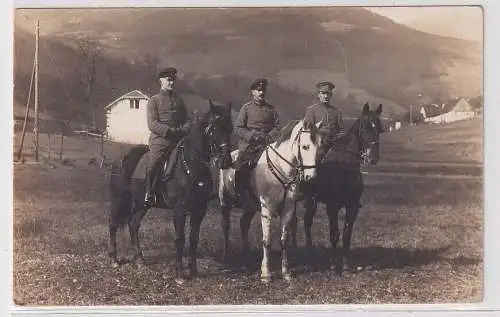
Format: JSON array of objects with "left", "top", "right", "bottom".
[
  {"left": 233, "top": 78, "right": 280, "bottom": 206},
  {"left": 144, "top": 67, "right": 192, "bottom": 209},
  {"left": 303, "top": 80, "right": 345, "bottom": 162},
  {"left": 303, "top": 81, "right": 365, "bottom": 208}
]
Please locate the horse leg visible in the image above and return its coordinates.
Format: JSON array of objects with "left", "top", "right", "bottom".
[
  {"left": 289, "top": 210, "right": 298, "bottom": 249},
  {"left": 325, "top": 204, "right": 341, "bottom": 274},
  {"left": 108, "top": 222, "right": 119, "bottom": 267},
  {"left": 280, "top": 209, "right": 295, "bottom": 281},
  {"left": 128, "top": 201, "right": 147, "bottom": 268},
  {"left": 173, "top": 204, "right": 187, "bottom": 282},
  {"left": 303, "top": 196, "right": 318, "bottom": 268},
  {"left": 109, "top": 190, "right": 132, "bottom": 268},
  {"left": 188, "top": 202, "right": 207, "bottom": 279},
  {"left": 341, "top": 204, "right": 360, "bottom": 274},
  {"left": 260, "top": 205, "right": 273, "bottom": 284},
  {"left": 240, "top": 207, "right": 258, "bottom": 255},
  {"left": 220, "top": 203, "right": 232, "bottom": 261},
  {"left": 303, "top": 196, "right": 317, "bottom": 249}
]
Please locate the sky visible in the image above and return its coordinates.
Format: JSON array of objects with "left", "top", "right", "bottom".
[{"left": 367, "top": 6, "right": 483, "bottom": 42}]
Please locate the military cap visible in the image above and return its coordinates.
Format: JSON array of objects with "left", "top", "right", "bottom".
[
  {"left": 250, "top": 78, "right": 268, "bottom": 90},
  {"left": 158, "top": 67, "right": 177, "bottom": 79},
  {"left": 316, "top": 81, "right": 335, "bottom": 93}
]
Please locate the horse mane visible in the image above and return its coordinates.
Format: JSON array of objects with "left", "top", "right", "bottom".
[{"left": 275, "top": 119, "right": 301, "bottom": 146}]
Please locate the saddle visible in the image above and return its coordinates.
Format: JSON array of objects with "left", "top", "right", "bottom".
[
  {"left": 234, "top": 143, "right": 267, "bottom": 170},
  {"left": 159, "top": 141, "right": 184, "bottom": 182}
]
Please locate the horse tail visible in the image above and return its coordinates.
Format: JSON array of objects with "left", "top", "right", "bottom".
[
  {"left": 121, "top": 144, "right": 149, "bottom": 184},
  {"left": 109, "top": 144, "right": 149, "bottom": 230}
]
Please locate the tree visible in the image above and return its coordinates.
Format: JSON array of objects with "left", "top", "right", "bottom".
[{"left": 77, "top": 36, "right": 104, "bottom": 129}]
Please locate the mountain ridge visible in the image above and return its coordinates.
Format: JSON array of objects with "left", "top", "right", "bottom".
[{"left": 14, "top": 7, "right": 482, "bottom": 128}]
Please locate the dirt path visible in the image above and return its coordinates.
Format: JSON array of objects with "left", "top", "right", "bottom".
[{"left": 362, "top": 171, "right": 482, "bottom": 180}]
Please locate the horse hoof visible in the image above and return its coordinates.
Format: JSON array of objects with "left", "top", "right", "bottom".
[
  {"left": 188, "top": 269, "right": 199, "bottom": 279},
  {"left": 283, "top": 273, "right": 293, "bottom": 282},
  {"left": 134, "top": 260, "right": 146, "bottom": 269},
  {"left": 175, "top": 277, "right": 185, "bottom": 285},
  {"left": 260, "top": 275, "right": 272, "bottom": 284}
]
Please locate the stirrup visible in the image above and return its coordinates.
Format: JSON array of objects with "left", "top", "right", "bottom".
[{"left": 144, "top": 192, "right": 156, "bottom": 208}]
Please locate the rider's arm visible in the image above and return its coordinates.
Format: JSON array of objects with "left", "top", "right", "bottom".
[
  {"left": 235, "top": 104, "right": 257, "bottom": 142},
  {"left": 268, "top": 108, "right": 281, "bottom": 140},
  {"left": 177, "top": 97, "right": 192, "bottom": 135}
]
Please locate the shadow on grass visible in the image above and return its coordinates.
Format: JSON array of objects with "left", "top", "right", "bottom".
[{"left": 201, "top": 244, "right": 482, "bottom": 277}]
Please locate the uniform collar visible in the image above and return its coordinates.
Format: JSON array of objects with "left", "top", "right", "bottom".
[
  {"left": 160, "top": 89, "right": 175, "bottom": 97},
  {"left": 252, "top": 99, "right": 267, "bottom": 106},
  {"left": 319, "top": 102, "right": 335, "bottom": 108}
]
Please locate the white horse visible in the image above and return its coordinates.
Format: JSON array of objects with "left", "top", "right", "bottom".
[{"left": 218, "top": 119, "right": 322, "bottom": 283}]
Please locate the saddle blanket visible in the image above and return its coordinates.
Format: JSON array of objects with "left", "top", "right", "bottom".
[{"left": 131, "top": 153, "right": 149, "bottom": 180}]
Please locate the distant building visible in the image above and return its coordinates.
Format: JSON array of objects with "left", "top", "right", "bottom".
[
  {"left": 104, "top": 90, "right": 150, "bottom": 144},
  {"left": 420, "top": 98, "right": 476, "bottom": 124}
]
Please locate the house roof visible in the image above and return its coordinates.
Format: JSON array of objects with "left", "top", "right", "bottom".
[
  {"left": 104, "top": 90, "right": 150, "bottom": 110},
  {"left": 420, "top": 104, "right": 442, "bottom": 118},
  {"left": 442, "top": 97, "right": 473, "bottom": 113}
]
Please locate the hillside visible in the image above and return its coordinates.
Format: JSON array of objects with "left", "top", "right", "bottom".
[{"left": 14, "top": 7, "right": 482, "bottom": 126}]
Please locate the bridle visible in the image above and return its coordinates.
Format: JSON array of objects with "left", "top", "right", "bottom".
[
  {"left": 325, "top": 117, "right": 380, "bottom": 166},
  {"left": 358, "top": 118, "right": 381, "bottom": 166},
  {"left": 204, "top": 116, "right": 230, "bottom": 167},
  {"left": 265, "top": 127, "right": 318, "bottom": 189}
]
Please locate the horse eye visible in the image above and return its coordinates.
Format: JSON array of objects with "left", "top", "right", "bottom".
[{"left": 302, "top": 145, "right": 310, "bottom": 151}]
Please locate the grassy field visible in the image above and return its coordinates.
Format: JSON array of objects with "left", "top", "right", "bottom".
[{"left": 12, "top": 118, "right": 483, "bottom": 305}]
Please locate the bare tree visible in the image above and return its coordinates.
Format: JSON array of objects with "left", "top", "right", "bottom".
[
  {"left": 140, "top": 53, "right": 159, "bottom": 95},
  {"left": 77, "top": 36, "right": 103, "bottom": 129}
]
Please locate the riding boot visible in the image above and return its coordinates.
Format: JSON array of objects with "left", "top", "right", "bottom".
[
  {"left": 162, "top": 181, "right": 177, "bottom": 209},
  {"left": 233, "top": 167, "right": 249, "bottom": 207},
  {"left": 144, "top": 168, "right": 157, "bottom": 209}
]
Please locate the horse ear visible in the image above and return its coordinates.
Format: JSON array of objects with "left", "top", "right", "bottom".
[
  {"left": 375, "top": 103, "right": 383, "bottom": 115},
  {"left": 362, "top": 103, "right": 370, "bottom": 114},
  {"left": 209, "top": 98, "right": 215, "bottom": 110}
]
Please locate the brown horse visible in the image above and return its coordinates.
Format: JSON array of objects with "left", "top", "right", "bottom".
[
  {"left": 291, "top": 103, "right": 384, "bottom": 275},
  {"left": 108, "top": 100, "right": 233, "bottom": 283}
]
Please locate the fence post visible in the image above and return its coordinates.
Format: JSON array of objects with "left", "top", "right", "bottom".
[{"left": 99, "top": 133, "right": 104, "bottom": 168}]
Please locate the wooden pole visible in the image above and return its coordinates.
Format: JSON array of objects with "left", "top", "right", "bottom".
[
  {"left": 409, "top": 104, "right": 413, "bottom": 126},
  {"left": 100, "top": 132, "right": 104, "bottom": 159},
  {"left": 34, "top": 19, "right": 40, "bottom": 161},
  {"left": 59, "top": 134, "right": 64, "bottom": 161},
  {"left": 16, "top": 52, "right": 36, "bottom": 161},
  {"left": 47, "top": 133, "right": 51, "bottom": 162}
]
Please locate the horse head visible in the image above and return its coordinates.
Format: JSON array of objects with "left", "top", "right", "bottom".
[
  {"left": 358, "top": 102, "right": 384, "bottom": 165},
  {"left": 200, "top": 99, "right": 233, "bottom": 169},
  {"left": 289, "top": 119, "right": 323, "bottom": 182}
]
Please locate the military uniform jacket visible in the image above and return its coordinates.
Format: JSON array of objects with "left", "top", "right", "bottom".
[
  {"left": 235, "top": 100, "right": 280, "bottom": 153},
  {"left": 304, "top": 103, "right": 345, "bottom": 143},
  {"left": 147, "top": 90, "right": 190, "bottom": 146}
]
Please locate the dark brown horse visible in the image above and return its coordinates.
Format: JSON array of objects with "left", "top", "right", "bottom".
[
  {"left": 290, "top": 103, "right": 384, "bottom": 275},
  {"left": 107, "top": 99, "right": 233, "bottom": 282}
]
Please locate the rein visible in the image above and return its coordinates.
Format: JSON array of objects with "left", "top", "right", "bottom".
[
  {"left": 204, "top": 118, "right": 230, "bottom": 168},
  {"left": 264, "top": 128, "right": 317, "bottom": 190}
]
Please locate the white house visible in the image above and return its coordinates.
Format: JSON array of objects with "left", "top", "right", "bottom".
[
  {"left": 423, "top": 98, "right": 476, "bottom": 124},
  {"left": 105, "top": 90, "right": 150, "bottom": 144}
]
